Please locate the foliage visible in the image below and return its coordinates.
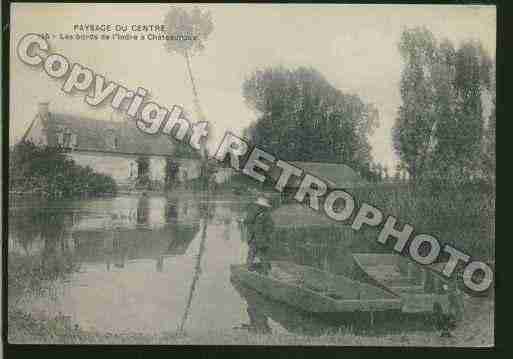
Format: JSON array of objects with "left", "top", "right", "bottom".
[
  {"left": 269, "top": 183, "right": 494, "bottom": 263},
  {"left": 9, "top": 141, "right": 117, "bottom": 197},
  {"left": 393, "top": 27, "right": 494, "bottom": 185},
  {"left": 242, "top": 66, "right": 379, "bottom": 181},
  {"left": 203, "top": 158, "right": 218, "bottom": 180},
  {"left": 163, "top": 5, "right": 213, "bottom": 175},
  {"left": 481, "top": 64, "right": 496, "bottom": 184},
  {"left": 348, "top": 183, "right": 494, "bottom": 261},
  {"left": 164, "top": 6, "right": 214, "bottom": 57},
  {"left": 173, "top": 139, "right": 202, "bottom": 159},
  {"left": 182, "top": 160, "right": 218, "bottom": 191},
  {"left": 135, "top": 173, "right": 152, "bottom": 190}
]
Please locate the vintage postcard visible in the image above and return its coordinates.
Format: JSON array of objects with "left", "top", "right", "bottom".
[{"left": 5, "top": 3, "right": 495, "bottom": 347}]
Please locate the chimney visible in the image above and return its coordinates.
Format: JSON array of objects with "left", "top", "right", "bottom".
[{"left": 38, "top": 102, "right": 50, "bottom": 118}]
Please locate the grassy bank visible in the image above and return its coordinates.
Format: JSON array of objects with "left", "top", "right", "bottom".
[
  {"left": 348, "top": 183, "right": 495, "bottom": 262},
  {"left": 8, "top": 296, "right": 493, "bottom": 346},
  {"left": 7, "top": 183, "right": 494, "bottom": 346},
  {"left": 274, "top": 183, "right": 494, "bottom": 262}
]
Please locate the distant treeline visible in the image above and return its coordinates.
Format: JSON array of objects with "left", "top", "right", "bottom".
[{"left": 9, "top": 141, "right": 117, "bottom": 198}]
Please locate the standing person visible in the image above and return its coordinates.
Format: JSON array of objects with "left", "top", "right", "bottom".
[
  {"left": 245, "top": 196, "right": 274, "bottom": 274},
  {"left": 182, "top": 169, "right": 188, "bottom": 190}
]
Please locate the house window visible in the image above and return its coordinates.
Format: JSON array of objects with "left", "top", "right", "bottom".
[
  {"left": 63, "top": 129, "right": 72, "bottom": 148},
  {"left": 55, "top": 127, "right": 77, "bottom": 149},
  {"left": 57, "top": 131, "right": 64, "bottom": 146},
  {"left": 129, "top": 162, "right": 136, "bottom": 178}
]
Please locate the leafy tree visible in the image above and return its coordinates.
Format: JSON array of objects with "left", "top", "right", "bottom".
[
  {"left": 242, "top": 66, "right": 379, "bottom": 180},
  {"left": 164, "top": 6, "right": 213, "bottom": 155},
  {"left": 393, "top": 27, "right": 493, "bottom": 185},
  {"left": 10, "top": 141, "right": 117, "bottom": 197},
  {"left": 173, "top": 136, "right": 202, "bottom": 159},
  {"left": 392, "top": 27, "right": 437, "bottom": 182},
  {"left": 164, "top": 7, "right": 214, "bottom": 190},
  {"left": 482, "top": 63, "right": 496, "bottom": 183},
  {"left": 433, "top": 40, "right": 491, "bottom": 184}
]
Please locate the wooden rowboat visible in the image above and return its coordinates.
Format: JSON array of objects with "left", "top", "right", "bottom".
[
  {"left": 230, "top": 278, "right": 333, "bottom": 336},
  {"left": 352, "top": 253, "right": 461, "bottom": 315},
  {"left": 230, "top": 261, "right": 402, "bottom": 313}
]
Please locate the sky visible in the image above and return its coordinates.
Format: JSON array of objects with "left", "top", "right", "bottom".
[{"left": 10, "top": 3, "right": 496, "bottom": 172}]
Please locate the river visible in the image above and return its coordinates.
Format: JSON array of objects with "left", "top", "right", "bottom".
[{"left": 8, "top": 193, "right": 432, "bottom": 338}]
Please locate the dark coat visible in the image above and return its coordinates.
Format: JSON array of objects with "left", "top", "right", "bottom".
[{"left": 246, "top": 208, "right": 274, "bottom": 248}]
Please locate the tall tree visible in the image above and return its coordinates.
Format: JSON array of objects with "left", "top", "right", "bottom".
[
  {"left": 392, "top": 27, "right": 437, "bottom": 182},
  {"left": 482, "top": 62, "right": 496, "bottom": 183},
  {"left": 242, "top": 66, "right": 379, "bottom": 179},
  {"left": 393, "top": 27, "right": 493, "bottom": 185},
  {"left": 451, "top": 41, "right": 492, "bottom": 180},
  {"left": 164, "top": 6, "right": 213, "bottom": 124},
  {"left": 427, "top": 39, "right": 458, "bottom": 180},
  {"left": 164, "top": 6, "right": 214, "bottom": 187}
]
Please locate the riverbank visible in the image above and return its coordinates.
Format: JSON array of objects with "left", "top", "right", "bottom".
[
  {"left": 8, "top": 296, "right": 493, "bottom": 346},
  {"left": 7, "top": 187, "right": 494, "bottom": 346}
]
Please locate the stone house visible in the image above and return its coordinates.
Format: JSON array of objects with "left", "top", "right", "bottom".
[{"left": 23, "top": 102, "right": 201, "bottom": 188}]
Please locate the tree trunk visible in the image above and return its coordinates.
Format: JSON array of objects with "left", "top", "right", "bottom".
[
  {"left": 184, "top": 50, "right": 205, "bottom": 122},
  {"left": 184, "top": 50, "right": 208, "bottom": 188}
]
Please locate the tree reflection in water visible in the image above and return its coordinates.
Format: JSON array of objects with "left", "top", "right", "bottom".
[
  {"left": 177, "top": 197, "right": 212, "bottom": 334},
  {"left": 136, "top": 193, "right": 150, "bottom": 225},
  {"left": 9, "top": 207, "right": 78, "bottom": 302}
]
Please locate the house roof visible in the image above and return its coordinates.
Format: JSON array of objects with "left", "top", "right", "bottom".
[
  {"left": 269, "top": 161, "right": 364, "bottom": 189},
  {"left": 290, "top": 161, "right": 363, "bottom": 188},
  {"left": 43, "top": 112, "right": 181, "bottom": 157}
]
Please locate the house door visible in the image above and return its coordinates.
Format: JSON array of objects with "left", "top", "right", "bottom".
[
  {"left": 165, "top": 159, "right": 180, "bottom": 189},
  {"left": 136, "top": 157, "right": 150, "bottom": 178}
]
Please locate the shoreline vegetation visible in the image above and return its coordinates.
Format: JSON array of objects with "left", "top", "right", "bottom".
[
  {"left": 9, "top": 141, "right": 118, "bottom": 199},
  {"left": 7, "top": 295, "right": 493, "bottom": 346},
  {"left": 7, "top": 182, "right": 494, "bottom": 345}
]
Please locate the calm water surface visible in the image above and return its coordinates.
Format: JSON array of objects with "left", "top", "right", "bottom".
[{"left": 8, "top": 194, "right": 430, "bottom": 337}]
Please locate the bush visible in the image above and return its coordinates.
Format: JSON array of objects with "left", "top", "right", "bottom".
[{"left": 9, "top": 141, "right": 117, "bottom": 198}]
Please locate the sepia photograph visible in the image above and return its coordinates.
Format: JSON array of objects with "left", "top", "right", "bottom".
[{"left": 5, "top": 2, "right": 495, "bottom": 348}]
